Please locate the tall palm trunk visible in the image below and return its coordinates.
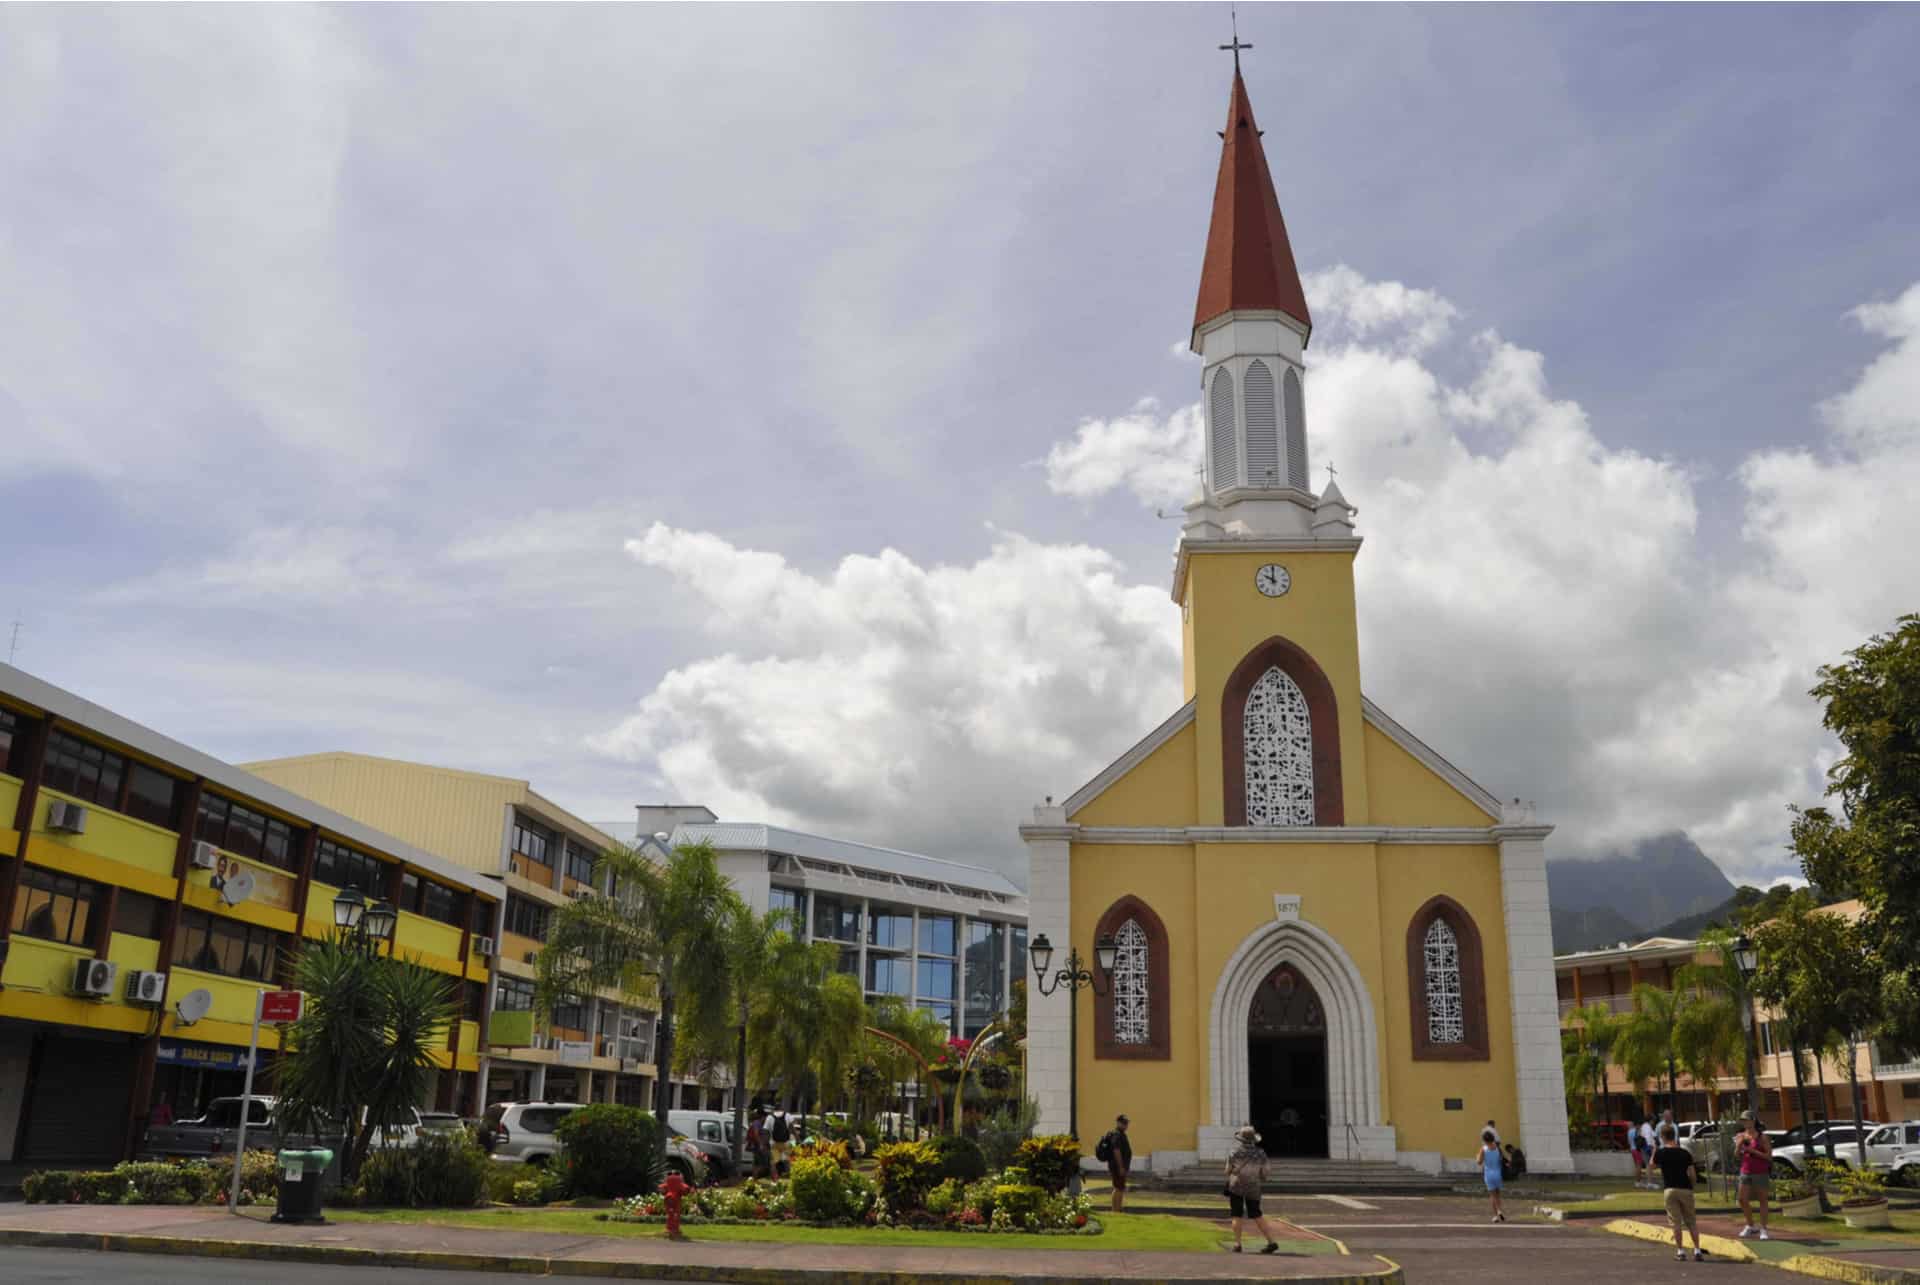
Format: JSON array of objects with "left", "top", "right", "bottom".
[
  {"left": 1790, "top": 1036, "right": 1815, "bottom": 1144},
  {"left": 1845, "top": 1031, "right": 1866, "bottom": 1169},
  {"left": 732, "top": 1017, "right": 749, "bottom": 1162},
  {"left": 653, "top": 989, "right": 677, "bottom": 1157},
  {"left": 1815, "top": 1050, "right": 1835, "bottom": 1160}
]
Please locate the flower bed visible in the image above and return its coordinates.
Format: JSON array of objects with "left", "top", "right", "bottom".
[{"left": 605, "top": 1169, "right": 1100, "bottom": 1235}]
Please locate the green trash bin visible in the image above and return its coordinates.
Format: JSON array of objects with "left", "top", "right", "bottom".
[{"left": 272, "top": 1148, "right": 334, "bottom": 1224}]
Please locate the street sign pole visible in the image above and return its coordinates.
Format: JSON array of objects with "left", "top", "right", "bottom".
[{"left": 229, "top": 991, "right": 264, "bottom": 1215}]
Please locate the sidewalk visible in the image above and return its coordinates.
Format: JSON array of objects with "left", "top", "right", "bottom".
[{"left": 0, "top": 1202, "right": 1403, "bottom": 1284}]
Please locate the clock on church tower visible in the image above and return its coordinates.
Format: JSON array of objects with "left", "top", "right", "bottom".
[{"left": 1020, "top": 47, "right": 1573, "bottom": 1182}]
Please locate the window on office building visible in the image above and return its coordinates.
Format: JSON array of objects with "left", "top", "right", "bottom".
[
  {"left": 495, "top": 974, "right": 535, "bottom": 1011},
  {"left": 510, "top": 817, "right": 552, "bottom": 866},
  {"left": 40, "top": 730, "right": 125, "bottom": 810},
  {"left": 866, "top": 955, "right": 911, "bottom": 997},
  {"left": 919, "top": 1001, "right": 954, "bottom": 1032},
  {"left": 918, "top": 913, "right": 955, "bottom": 957},
  {"left": 868, "top": 908, "right": 912, "bottom": 950},
  {"left": 0, "top": 707, "right": 21, "bottom": 774},
  {"left": 172, "top": 907, "right": 280, "bottom": 981},
  {"left": 314, "top": 839, "right": 388, "bottom": 897},
  {"left": 813, "top": 895, "right": 859, "bottom": 943},
  {"left": 195, "top": 794, "right": 297, "bottom": 872},
  {"left": 769, "top": 886, "right": 807, "bottom": 931},
  {"left": 505, "top": 894, "right": 550, "bottom": 941},
  {"left": 837, "top": 947, "right": 860, "bottom": 977},
  {"left": 11, "top": 865, "right": 100, "bottom": 947},
  {"left": 917, "top": 957, "right": 955, "bottom": 1002},
  {"left": 564, "top": 842, "right": 597, "bottom": 885},
  {"left": 112, "top": 888, "right": 169, "bottom": 940},
  {"left": 964, "top": 920, "right": 1006, "bottom": 1034}
]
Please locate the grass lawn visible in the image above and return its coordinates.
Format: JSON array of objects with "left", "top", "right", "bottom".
[{"left": 330, "top": 1206, "right": 1326, "bottom": 1254}]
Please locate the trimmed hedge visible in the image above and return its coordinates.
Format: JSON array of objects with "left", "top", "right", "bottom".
[
  {"left": 930, "top": 1135, "right": 987, "bottom": 1182},
  {"left": 553, "top": 1104, "right": 660, "bottom": 1198},
  {"left": 358, "top": 1131, "right": 490, "bottom": 1208},
  {"left": 22, "top": 1152, "right": 278, "bottom": 1206}
]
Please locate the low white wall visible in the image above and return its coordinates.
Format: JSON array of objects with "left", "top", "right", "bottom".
[{"left": 1572, "top": 1150, "right": 1637, "bottom": 1178}]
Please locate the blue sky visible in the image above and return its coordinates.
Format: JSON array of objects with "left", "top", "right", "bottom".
[{"left": 4, "top": 5, "right": 1918, "bottom": 887}]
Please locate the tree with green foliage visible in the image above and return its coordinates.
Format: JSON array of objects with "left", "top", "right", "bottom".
[
  {"left": 1791, "top": 614, "right": 1920, "bottom": 1053},
  {"left": 1672, "top": 928, "right": 1756, "bottom": 1116},
  {"left": 273, "top": 937, "right": 458, "bottom": 1179},
  {"left": 1752, "top": 891, "right": 1844, "bottom": 1156},
  {"left": 1567, "top": 1002, "right": 1623, "bottom": 1130},
  {"left": 746, "top": 930, "right": 866, "bottom": 1117},
  {"left": 1616, "top": 983, "right": 1687, "bottom": 1115},
  {"left": 534, "top": 840, "right": 734, "bottom": 1158},
  {"left": 674, "top": 898, "right": 797, "bottom": 1153}
]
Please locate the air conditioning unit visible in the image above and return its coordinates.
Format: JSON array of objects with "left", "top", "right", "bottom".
[
  {"left": 569, "top": 887, "right": 595, "bottom": 900},
  {"left": 125, "top": 969, "right": 168, "bottom": 1006},
  {"left": 189, "top": 841, "right": 219, "bottom": 870},
  {"left": 72, "top": 957, "right": 118, "bottom": 998},
  {"left": 46, "top": 800, "right": 89, "bottom": 834},
  {"left": 523, "top": 950, "right": 538, "bottom": 964},
  {"left": 473, "top": 936, "right": 496, "bottom": 958}
]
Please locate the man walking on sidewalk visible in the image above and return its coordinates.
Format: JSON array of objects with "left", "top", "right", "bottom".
[{"left": 1096, "top": 1114, "right": 1132, "bottom": 1213}]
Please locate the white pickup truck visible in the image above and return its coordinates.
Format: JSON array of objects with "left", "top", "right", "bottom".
[{"left": 141, "top": 1095, "right": 423, "bottom": 1160}]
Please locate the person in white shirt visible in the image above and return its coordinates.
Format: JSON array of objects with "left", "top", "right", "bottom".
[{"left": 1639, "top": 1120, "right": 1659, "bottom": 1189}]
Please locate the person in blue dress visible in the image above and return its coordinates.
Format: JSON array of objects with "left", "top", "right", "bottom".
[{"left": 1479, "top": 1128, "right": 1506, "bottom": 1223}]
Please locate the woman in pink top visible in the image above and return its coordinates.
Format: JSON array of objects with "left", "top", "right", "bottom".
[{"left": 1734, "top": 1114, "right": 1771, "bottom": 1239}]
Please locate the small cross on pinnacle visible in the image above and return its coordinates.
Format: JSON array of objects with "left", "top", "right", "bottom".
[
  {"left": 1219, "top": 7, "right": 1252, "bottom": 74},
  {"left": 1325, "top": 461, "right": 1338, "bottom": 483}
]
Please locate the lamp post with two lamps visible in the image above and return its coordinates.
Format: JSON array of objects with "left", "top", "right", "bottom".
[
  {"left": 331, "top": 887, "right": 398, "bottom": 956},
  {"left": 1028, "top": 931, "right": 1117, "bottom": 1140}
]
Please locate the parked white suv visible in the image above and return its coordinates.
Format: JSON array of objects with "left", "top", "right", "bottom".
[
  {"left": 1769, "top": 1121, "right": 1920, "bottom": 1174},
  {"left": 479, "top": 1101, "right": 707, "bottom": 1181}
]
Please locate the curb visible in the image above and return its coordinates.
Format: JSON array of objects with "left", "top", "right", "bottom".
[
  {"left": 1600, "top": 1217, "right": 1757, "bottom": 1262},
  {"left": 1776, "top": 1253, "right": 1920, "bottom": 1285},
  {"left": 0, "top": 1227, "right": 1406, "bottom": 1285}
]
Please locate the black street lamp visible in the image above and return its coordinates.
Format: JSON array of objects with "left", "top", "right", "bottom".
[
  {"left": 333, "top": 887, "right": 397, "bottom": 956},
  {"left": 1732, "top": 933, "right": 1761, "bottom": 1113},
  {"left": 1029, "top": 931, "right": 1116, "bottom": 1140}
]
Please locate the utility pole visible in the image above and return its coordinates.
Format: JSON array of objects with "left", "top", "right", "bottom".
[{"left": 7, "top": 620, "right": 19, "bottom": 666}]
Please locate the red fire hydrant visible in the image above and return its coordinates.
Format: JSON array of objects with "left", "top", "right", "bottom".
[{"left": 661, "top": 1169, "right": 690, "bottom": 1240}]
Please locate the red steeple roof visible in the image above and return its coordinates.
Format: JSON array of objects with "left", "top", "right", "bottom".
[{"left": 1192, "top": 71, "right": 1312, "bottom": 345}]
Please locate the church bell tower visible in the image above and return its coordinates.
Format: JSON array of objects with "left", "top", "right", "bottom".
[{"left": 1182, "top": 68, "right": 1351, "bottom": 543}]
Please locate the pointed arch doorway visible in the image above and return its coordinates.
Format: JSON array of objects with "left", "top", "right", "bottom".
[{"left": 1247, "top": 964, "right": 1328, "bottom": 1157}]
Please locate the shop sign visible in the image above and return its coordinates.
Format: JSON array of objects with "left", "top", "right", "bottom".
[
  {"left": 156, "top": 1038, "right": 254, "bottom": 1071},
  {"left": 556, "top": 1039, "right": 593, "bottom": 1067},
  {"left": 260, "top": 990, "right": 305, "bottom": 1024}
]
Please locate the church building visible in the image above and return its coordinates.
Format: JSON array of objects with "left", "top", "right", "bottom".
[{"left": 1021, "top": 66, "right": 1573, "bottom": 1177}]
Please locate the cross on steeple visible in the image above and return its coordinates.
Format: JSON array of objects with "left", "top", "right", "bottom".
[{"left": 1219, "top": 7, "right": 1253, "bottom": 74}]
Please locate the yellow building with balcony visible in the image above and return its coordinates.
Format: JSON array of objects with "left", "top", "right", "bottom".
[
  {"left": 240, "top": 752, "right": 682, "bottom": 1110},
  {"left": 0, "top": 664, "right": 499, "bottom": 1167}
]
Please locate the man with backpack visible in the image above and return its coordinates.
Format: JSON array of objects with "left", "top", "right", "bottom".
[
  {"left": 766, "top": 1106, "right": 794, "bottom": 1177},
  {"left": 1094, "top": 1114, "right": 1132, "bottom": 1212}
]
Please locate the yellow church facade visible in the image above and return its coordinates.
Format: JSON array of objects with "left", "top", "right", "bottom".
[{"left": 1020, "top": 68, "right": 1573, "bottom": 1176}]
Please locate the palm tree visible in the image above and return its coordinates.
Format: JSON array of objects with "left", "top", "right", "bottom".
[
  {"left": 534, "top": 840, "right": 735, "bottom": 1157},
  {"left": 1616, "top": 983, "right": 1685, "bottom": 1116},
  {"left": 746, "top": 934, "right": 868, "bottom": 1121},
  {"left": 1672, "top": 986, "right": 1744, "bottom": 1121},
  {"left": 676, "top": 899, "right": 798, "bottom": 1150},
  {"left": 866, "top": 995, "right": 950, "bottom": 1134},
  {"left": 1681, "top": 928, "right": 1758, "bottom": 1113},
  {"left": 1568, "top": 1001, "right": 1623, "bottom": 1135},
  {"left": 274, "top": 937, "right": 458, "bottom": 1178}
]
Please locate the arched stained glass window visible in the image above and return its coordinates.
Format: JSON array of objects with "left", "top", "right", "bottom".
[
  {"left": 1424, "top": 918, "right": 1464, "bottom": 1044},
  {"left": 1244, "top": 666, "right": 1315, "bottom": 825},
  {"left": 1111, "top": 918, "right": 1150, "bottom": 1045}
]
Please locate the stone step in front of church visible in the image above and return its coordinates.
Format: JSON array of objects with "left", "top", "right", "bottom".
[{"left": 1149, "top": 1159, "right": 1455, "bottom": 1194}]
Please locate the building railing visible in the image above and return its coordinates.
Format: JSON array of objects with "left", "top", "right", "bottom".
[{"left": 1559, "top": 993, "right": 1637, "bottom": 1019}]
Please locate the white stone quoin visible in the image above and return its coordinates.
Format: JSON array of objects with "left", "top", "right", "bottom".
[
  {"left": 1020, "top": 804, "right": 1074, "bottom": 1137},
  {"left": 1497, "top": 803, "right": 1575, "bottom": 1175}
]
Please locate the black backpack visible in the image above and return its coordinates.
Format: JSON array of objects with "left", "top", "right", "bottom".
[
  {"left": 1095, "top": 1131, "right": 1114, "bottom": 1164},
  {"left": 772, "top": 1112, "right": 791, "bottom": 1144}
]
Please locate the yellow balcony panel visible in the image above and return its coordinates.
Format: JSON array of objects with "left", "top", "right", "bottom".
[
  {"left": 398, "top": 948, "right": 464, "bottom": 977},
  {"left": 0, "top": 935, "right": 93, "bottom": 994},
  {"left": 24, "top": 833, "right": 177, "bottom": 901},
  {"left": 458, "top": 1019, "right": 480, "bottom": 1056},
  {"left": 0, "top": 827, "right": 18, "bottom": 859},
  {"left": 0, "top": 985, "right": 149, "bottom": 1034},
  {"left": 395, "top": 911, "right": 462, "bottom": 962},
  {"left": 33, "top": 787, "right": 177, "bottom": 878},
  {"left": 488, "top": 1009, "right": 534, "bottom": 1048},
  {"left": 455, "top": 1052, "right": 480, "bottom": 1073},
  {"left": 108, "top": 933, "right": 161, "bottom": 974},
  {"left": 465, "top": 956, "right": 491, "bottom": 983},
  {"left": 164, "top": 966, "right": 287, "bottom": 1048},
  {"left": 180, "top": 849, "right": 299, "bottom": 932}
]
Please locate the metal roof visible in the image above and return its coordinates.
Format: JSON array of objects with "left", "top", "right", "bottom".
[
  {"left": 1, "top": 663, "right": 502, "bottom": 900},
  {"left": 671, "top": 821, "right": 1025, "bottom": 899}
]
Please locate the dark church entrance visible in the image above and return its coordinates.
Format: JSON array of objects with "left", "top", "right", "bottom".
[{"left": 1246, "top": 964, "right": 1328, "bottom": 1158}]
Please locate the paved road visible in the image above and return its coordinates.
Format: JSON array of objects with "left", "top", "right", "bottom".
[
  {"left": 1289, "top": 1194, "right": 1749, "bottom": 1283},
  {"left": 0, "top": 1246, "right": 678, "bottom": 1284}
]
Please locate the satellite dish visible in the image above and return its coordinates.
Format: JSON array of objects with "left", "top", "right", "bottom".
[
  {"left": 220, "top": 867, "right": 256, "bottom": 906},
  {"left": 175, "top": 988, "right": 213, "bottom": 1027}
]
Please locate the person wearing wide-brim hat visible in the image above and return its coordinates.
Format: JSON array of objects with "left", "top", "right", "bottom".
[{"left": 1224, "top": 1125, "right": 1281, "bottom": 1254}]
